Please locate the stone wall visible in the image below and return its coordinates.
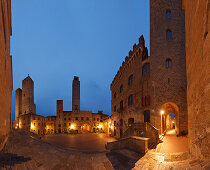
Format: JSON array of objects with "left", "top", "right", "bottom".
[
  {"left": 106, "top": 136, "right": 149, "bottom": 154},
  {"left": 182, "top": 0, "right": 210, "bottom": 159},
  {"left": 0, "top": 0, "right": 12, "bottom": 150}
]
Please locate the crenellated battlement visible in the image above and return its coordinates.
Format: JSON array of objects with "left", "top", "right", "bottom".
[{"left": 111, "top": 35, "right": 148, "bottom": 87}]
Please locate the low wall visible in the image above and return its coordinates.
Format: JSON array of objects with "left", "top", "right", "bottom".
[{"left": 106, "top": 136, "right": 149, "bottom": 153}]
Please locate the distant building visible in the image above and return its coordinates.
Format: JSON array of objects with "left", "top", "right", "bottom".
[
  {"left": 48, "top": 77, "right": 109, "bottom": 134},
  {"left": 15, "top": 76, "right": 109, "bottom": 135},
  {"left": 15, "top": 75, "right": 45, "bottom": 135},
  {"left": 19, "top": 114, "right": 46, "bottom": 135}
]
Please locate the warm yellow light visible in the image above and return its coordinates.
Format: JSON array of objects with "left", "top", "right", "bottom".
[
  {"left": 161, "top": 110, "right": 164, "bottom": 115},
  {"left": 98, "top": 124, "right": 103, "bottom": 128},
  {"left": 70, "top": 124, "right": 75, "bottom": 129},
  {"left": 31, "top": 124, "right": 34, "bottom": 129},
  {"left": 172, "top": 121, "right": 175, "bottom": 124}
]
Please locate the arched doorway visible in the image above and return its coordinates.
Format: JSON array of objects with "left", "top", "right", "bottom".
[
  {"left": 81, "top": 124, "right": 91, "bottom": 133},
  {"left": 119, "top": 119, "right": 123, "bottom": 138},
  {"left": 128, "top": 118, "right": 134, "bottom": 127},
  {"left": 144, "top": 110, "right": 150, "bottom": 123},
  {"left": 160, "top": 102, "right": 179, "bottom": 134}
]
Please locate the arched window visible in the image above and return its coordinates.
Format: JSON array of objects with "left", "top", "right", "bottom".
[
  {"left": 166, "top": 59, "right": 172, "bottom": 68},
  {"left": 128, "top": 94, "right": 134, "bottom": 106},
  {"left": 166, "top": 29, "right": 172, "bottom": 39},
  {"left": 114, "top": 92, "right": 117, "bottom": 99},
  {"left": 166, "top": 9, "right": 171, "bottom": 18},
  {"left": 142, "top": 63, "right": 150, "bottom": 75},
  {"left": 144, "top": 110, "right": 150, "bottom": 123},
  {"left": 120, "top": 101, "right": 123, "bottom": 110},
  {"left": 120, "top": 85, "right": 123, "bottom": 93},
  {"left": 128, "top": 75, "right": 133, "bottom": 85}
]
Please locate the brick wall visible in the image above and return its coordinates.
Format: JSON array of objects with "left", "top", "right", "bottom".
[
  {"left": 182, "top": 0, "right": 210, "bottom": 159},
  {"left": 0, "top": 0, "right": 12, "bottom": 150}
]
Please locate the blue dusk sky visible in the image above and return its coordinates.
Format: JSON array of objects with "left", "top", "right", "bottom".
[{"left": 11, "top": 0, "right": 150, "bottom": 119}]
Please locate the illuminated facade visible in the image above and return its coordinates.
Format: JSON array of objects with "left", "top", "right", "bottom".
[{"left": 19, "top": 114, "right": 46, "bottom": 135}]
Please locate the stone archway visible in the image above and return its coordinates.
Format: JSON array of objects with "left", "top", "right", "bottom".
[
  {"left": 160, "top": 102, "right": 179, "bottom": 134},
  {"left": 81, "top": 124, "right": 91, "bottom": 133}
]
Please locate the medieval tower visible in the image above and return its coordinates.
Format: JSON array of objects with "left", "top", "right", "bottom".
[
  {"left": 15, "top": 88, "right": 22, "bottom": 121},
  {"left": 22, "top": 75, "right": 36, "bottom": 114},
  {"left": 72, "top": 76, "right": 80, "bottom": 111},
  {"left": 150, "top": 0, "right": 187, "bottom": 134}
]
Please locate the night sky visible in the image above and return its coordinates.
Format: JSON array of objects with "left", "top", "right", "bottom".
[{"left": 11, "top": 0, "right": 150, "bottom": 120}]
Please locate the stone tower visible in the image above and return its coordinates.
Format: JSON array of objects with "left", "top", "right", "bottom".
[
  {"left": 15, "top": 88, "right": 22, "bottom": 121},
  {"left": 22, "top": 75, "right": 36, "bottom": 114},
  {"left": 56, "top": 100, "right": 63, "bottom": 133},
  {"left": 72, "top": 76, "right": 80, "bottom": 111},
  {"left": 150, "top": 0, "right": 187, "bottom": 135}
]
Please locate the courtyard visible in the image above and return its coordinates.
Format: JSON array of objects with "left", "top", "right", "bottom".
[{"left": 43, "top": 133, "right": 117, "bottom": 151}]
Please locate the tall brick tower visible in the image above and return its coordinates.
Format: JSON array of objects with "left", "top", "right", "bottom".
[
  {"left": 22, "top": 75, "right": 36, "bottom": 114},
  {"left": 72, "top": 76, "right": 80, "bottom": 111},
  {"left": 15, "top": 88, "right": 22, "bottom": 121},
  {"left": 150, "top": 0, "right": 187, "bottom": 135}
]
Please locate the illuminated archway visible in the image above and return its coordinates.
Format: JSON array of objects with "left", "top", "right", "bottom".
[
  {"left": 81, "top": 124, "right": 91, "bottom": 133},
  {"left": 160, "top": 102, "right": 179, "bottom": 134}
]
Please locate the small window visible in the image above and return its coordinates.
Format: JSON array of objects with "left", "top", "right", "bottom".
[
  {"left": 120, "top": 85, "right": 123, "bottom": 93},
  {"left": 68, "top": 118, "right": 71, "bottom": 120},
  {"left": 142, "top": 63, "right": 150, "bottom": 75},
  {"left": 86, "top": 117, "right": 89, "bottom": 121},
  {"left": 75, "top": 117, "right": 78, "bottom": 120},
  {"left": 114, "top": 106, "right": 116, "bottom": 112},
  {"left": 97, "top": 118, "right": 99, "bottom": 121},
  {"left": 128, "top": 95, "right": 134, "bottom": 106},
  {"left": 166, "top": 59, "right": 172, "bottom": 68},
  {"left": 128, "top": 75, "right": 133, "bottom": 85},
  {"left": 64, "top": 117, "right": 66, "bottom": 120},
  {"left": 93, "top": 118, "right": 95, "bottom": 121},
  {"left": 120, "top": 101, "right": 123, "bottom": 110},
  {"left": 81, "top": 117, "right": 84, "bottom": 120},
  {"left": 114, "top": 92, "right": 117, "bottom": 99},
  {"left": 166, "top": 29, "right": 172, "bottom": 39},
  {"left": 166, "top": 9, "right": 171, "bottom": 18}
]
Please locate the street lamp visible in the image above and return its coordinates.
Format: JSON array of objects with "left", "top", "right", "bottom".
[{"left": 160, "top": 110, "right": 164, "bottom": 134}]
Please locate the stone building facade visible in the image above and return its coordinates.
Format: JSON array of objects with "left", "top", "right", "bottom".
[
  {"left": 0, "top": 0, "right": 12, "bottom": 150},
  {"left": 110, "top": 36, "right": 150, "bottom": 138},
  {"left": 110, "top": 0, "right": 188, "bottom": 138},
  {"left": 19, "top": 114, "right": 46, "bottom": 135},
  {"left": 182, "top": 0, "right": 210, "bottom": 159}
]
